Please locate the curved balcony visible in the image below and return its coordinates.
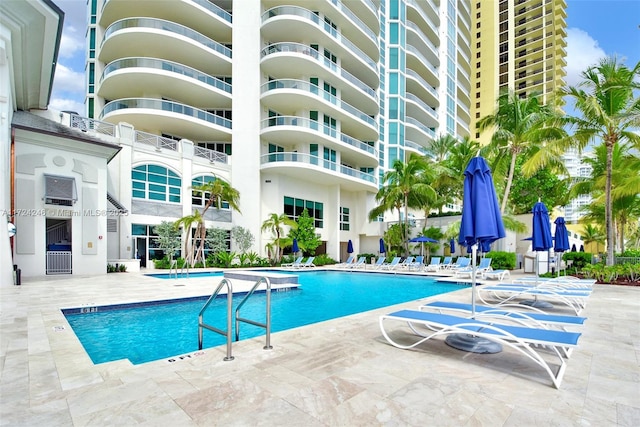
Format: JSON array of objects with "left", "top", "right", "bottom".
[
  {"left": 339, "top": 0, "right": 379, "bottom": 33},
  {"left": 404, "top": 140, "right": 428, "bottom": 156},
  {"left": 261, "top": 79, "right": 378, "bottom": 140},
  {"left": 406, "top": 21, "right": 439, "bottom": 66},
  {"left": 260, "top": 152, "right": 377, "bottom": 192},
  {"left": 100, "top": 0, "right": 232, "bottom": 41},
  {"left": 406, "top": 93, "right": 439, "bottom": 128},
  {"left": 99, "top": 58, "right": 231, "bottom": 108},
  {"left": 100, "top": 17, "right": 231, "bottom": 76},
  {"left": 260, "top": 116, "right": 378, "bottom": 165},
  {"left": 100, "top": 98, "right": 232, "bottom": 141},
  {"left": 406, "top": 0, "right": 439, "bottom": 44},
  {"left": 261, "top": 6, "right": 378, "bottom": 88},
  {"left": 406, "top": 69, "right": 439, "bottom": 107},
  {"left": 261, "top": 43, "right": 377, "bottom": 113},
  {"left": 406, "top": 45, "right": 439, "bottom": 88},
  {"left": 405, "top": 116, "right": 436, "bottom": 143}
]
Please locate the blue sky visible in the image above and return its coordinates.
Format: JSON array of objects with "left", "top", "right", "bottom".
[{"left": 49, "top": 0, "right": 640, "bottom": 114}]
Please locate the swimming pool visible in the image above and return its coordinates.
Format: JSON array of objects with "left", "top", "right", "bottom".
[
  {"left": 145, "top": 271, "right": 224, "bottom": 279},
  {"left": 63, "top": 270, "right": 463, "bottom": 365}
]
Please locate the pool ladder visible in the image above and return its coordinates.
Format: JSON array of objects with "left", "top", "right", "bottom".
[
  {"left": 197, "top": 276, "right": 272, "bottom": 361},
  {"left": 169, "top": 258, "right": 189, "bottom": 279}
]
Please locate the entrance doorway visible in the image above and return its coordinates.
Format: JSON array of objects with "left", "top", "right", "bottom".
[{"left": 46, "top": 218, "right": 72, "bottom": 274}]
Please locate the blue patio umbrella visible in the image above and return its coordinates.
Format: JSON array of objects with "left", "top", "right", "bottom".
[
  {"left": 347, "top": 239, "right": 354, "bottom": 254},
  {"left": 379, "top": 238, "right": 386, "bottom": 254},
  {"left": 292, "top": 238, "right": 299, "bottom": 254},
  {"left": 554, "top": 217, "right": 570, "bottom": 277},
  {"left": 526, "top": 201, "right": 554, "bottom": 308},
  {"left": 409, "top": 235, "right": 437, "bottom": 256},
  {"left": 449, "top": 238, "right": 455, "bottom": 255},
  {"left": 450, "top": 156, "right": 505, "bottom": 354}
]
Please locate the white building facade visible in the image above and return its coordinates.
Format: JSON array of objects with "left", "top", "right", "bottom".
[{"left": 82, "top": 0, "right": 472, "bottom": 267}]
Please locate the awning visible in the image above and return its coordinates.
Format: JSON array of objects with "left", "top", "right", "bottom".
[
  {"left": 107, "top": 192, "right": 128, "bottom": 213},
  {"left": 44, "top": 174, "right": 77, "bottom": 205}
]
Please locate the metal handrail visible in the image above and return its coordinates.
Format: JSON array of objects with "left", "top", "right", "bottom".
[
  {"left": 235, "top": 277, "right": 273, "bottom": 350},
  {"left": 198, "top": 278, "right": 234, "bottom": 361},
  {"left": 169, "top": 258, "right": 189, "bottom": 279}
]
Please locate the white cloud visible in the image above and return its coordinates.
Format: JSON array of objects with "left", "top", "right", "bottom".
[
  {"left": 565, "top": 27, "right": 606, "bottom": 86},
  {"left": 52, "top": 63, "right": 85, "bottom": 94}
]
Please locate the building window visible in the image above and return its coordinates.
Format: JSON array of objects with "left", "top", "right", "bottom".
[
  {"left": 476, "top": 22, "right": 481, "bottom": 29},
  {"left": 476, "top": 62, "right": 481, "bottom": 68},
  {"left": 476, "top": 132, "right": 480, "bottom": 138},
  {"left": 476, "top": 42, "right": 481, "bottom": 48},
  {"left": 476, "top": 102, "right": 480, "bottom": 108},
  {"left": 44, "top": 175, "right": 77, "bottom": 206},
  {"left": 476, "top": 82, "right": 481, "bottom": 88},
  {"left": 191, "top": 175, "right": 230, "bottom": 208},
  {"left": 476, "top": 92, "right": 480, "bottom": 98},
  {"left": 339, "top": 207, "right": 350, "bottom": 231},
  {"left": 476, "top": 112, "right": 481, "bottom": 118},
  {"left": 476, "top": 12, "right": 481, "bottom": 18},
  {"left": 132, "top": 164, "right": 181, "bottom": 203},
  {"left": 476, "top": 72, "right": 481, "bottom": 78},
  {"left": 476, "top": 2, "right": 480, "bottom": 8},
  {"left": 284, "top": 196, "right": 324, "bottom": 228}
]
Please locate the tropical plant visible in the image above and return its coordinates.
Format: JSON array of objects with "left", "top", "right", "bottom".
[
  {"left": 190, "top": 177, "right": 241, "bottom": 266},
  {"left": 477, "top": 91, "right": 566, "bottom": 214},
  {"left": 581, "top": 223, "right": 605, "bottom": 254},
  {"left": 232, "top": 226, "right": 254, "bottom": 253},
  {"left": 261, "top": 212, "right": 297, "bottom": 262},
  {"left": 174, "top": 211, "right": 202, "bottom": 266},
  {"left": 508, "top": 158, "right": 570, "bottom": 214},
  {"left": 288, "top": 209, "right": 321, "bottom": 255},
  {"left": 562, "top": 56, "right": 640, "bottom": 265},
  {"left": 205, "top": 227, "right": 230, "bottom": 254},
  {"left": 153, "top": 221, "right": 181, "bottom": 263},
  {"left": 369, "top": 155, "right": 436, "bottom": 255}
]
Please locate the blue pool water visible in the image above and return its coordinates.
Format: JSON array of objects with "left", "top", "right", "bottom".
[
  {"left": 64, "top": 271, "right": 463, "bottom": 365},
  {"left": 145, "top": 271, "right": 224, "bottom": 279}
]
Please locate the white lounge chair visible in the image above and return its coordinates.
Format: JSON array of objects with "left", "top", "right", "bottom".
[
  {"left": 477, "top": 284, "right": 591, "bottom": 315},
  {"left": 348, "top": 256, "right": 366, "bottom": 269},
  {"left": 398, "top": 256, "right": 415, "bottom": 269},
  {"left": 335, "top": 255, "right": 355, "bottom": 268},
  {"left": 424, "top": 257, "right": 441, "bottom": 272},
  {"left": 409, "top": 256, "right": 425, "bottom": 271},
  {"left": 421, "top": 301, "right": 587, "bottom": 333},
  {"left": 372, "top": 256, "right": 386, "bottom": 269},
  {"left": 482, "top": 269, "right": 511, "bottom": 281},
  {"left": 281, "top": 256, "right": 303, "bottom": 268},
  {"left": 378, "top": 309, "right": 581, "bottom": 389},
  {"left": 454, "top": 257, "right": 492, "bottom": 278},
  {"left": 294, "top": 257, "right": 316, "bottom": 268},
  {"left": 380, "top": 257, "right": 401, "bottom": 271},
  {"left": 438, "top": 256, "right": 453, "bottom": 270}
]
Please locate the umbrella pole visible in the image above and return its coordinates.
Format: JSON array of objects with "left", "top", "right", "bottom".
[{"left": 471, "top": 244, "right": 477, "bottom": 318}]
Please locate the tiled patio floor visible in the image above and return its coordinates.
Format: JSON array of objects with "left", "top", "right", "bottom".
[{"left": 1, "top": 269, "right": 638, "bottom": 426}]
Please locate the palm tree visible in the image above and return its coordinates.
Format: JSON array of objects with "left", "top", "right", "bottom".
[
  {"left": 190, "top": 177, "right": 241, "bottom": 266},
  {"left": 369, "top": 155, "right": 436, "bottom": 255},
  {"left": 477, "top": 91, "right": 566, "bottom": 214},
  {"left": 581, "top": 223, "right": 605, "bottom": 254},
  {"left": 174, "top": 210, "right": 202, "bottom": 266},
  {"left": 563, "top": 56, "right": 640, "bottom": 264},
  {"left": 261, "top": 213, "right": 297, "bottom": 262}
]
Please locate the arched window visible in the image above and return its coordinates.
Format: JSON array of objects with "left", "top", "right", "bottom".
[
  {"left": 132, "top": 164, "right": 181, "bottom": 203},
  {"left": 192, "top": 175, "right": 229, "bottom": 209}
]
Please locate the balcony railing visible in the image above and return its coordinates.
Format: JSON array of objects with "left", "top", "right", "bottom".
[
  {"left": 328, "top": 0, "right": 377, "bottom": 45},
  {"left": 101, "top": 0, "right": 232, "bottom": 23},
  {"left": 261, "top": 43, "right": 376, "bottom": 99},
  {"left": 69, "top": 114, "right": 116, "bottom": 136},
  {"left": 194, "top": 145, "right": 228, "bottom": 163},
  {"left": 261, "top": 79, "right": 375, "bottom": 127},
  {"left": 262, "top": 6, "right": 376, "bottom": 73},
  {"left": 101, "top": 98, "right": 232, "bottom": 129},
  {"left": 101, "top": 57, "right": 232, "bottom": 94},
  {"left": 406, "top": 69, "right": 439, "bottom": 99},
  {"left": 135, "top": 130, "right": 178, "bottom": 151},
  {"left": 260, "top": 116, "right": 376, "bottom": 156},
  {"left": 260, "top": 152, "right": 377, "bottom": 185},
  {"left": 406, "top": 93, "right": 438, "bottom": 121},
  {"left": 406, "top": 116, "right": 436, "bottom": 138},
  {"left": 103, "top": 18, "right": 232, "bottom": 59}
]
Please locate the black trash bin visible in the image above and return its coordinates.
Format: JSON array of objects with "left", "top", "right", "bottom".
[{"left": 13, "top": 264, "right": 21, "bottom": 286}]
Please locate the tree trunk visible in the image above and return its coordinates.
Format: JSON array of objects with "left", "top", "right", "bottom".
[
  {"left": 605, "top": 140, "right": 614, "bottom": 266},
  {"left": 501, "top": 151, "right": 517, "bottom": 214}
]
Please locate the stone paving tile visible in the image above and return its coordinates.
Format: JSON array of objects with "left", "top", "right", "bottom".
[{"left": 0, "top": 270, "right": 638, "bottom": 425}]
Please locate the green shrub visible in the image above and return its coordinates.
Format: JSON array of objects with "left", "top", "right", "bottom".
[
  {"left": 313, "top": 253, "right": 337, "bottom": 266},
  {"left": 562, "top": 252, "right": 592, "bottom": 270},
  {"left": 356, "top": 253, "right": 376, "bottom": 264},
  {"left": 484, "top": 251, "right": 516, "bottom": 270}
]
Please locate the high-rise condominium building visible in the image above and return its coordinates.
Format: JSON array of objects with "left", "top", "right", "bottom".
[
  {"left": 84, "top": 0, "right": 471, "bottom": 265},
  {"left": 471, "top": 0, "right": 567, "bottom": 143}
]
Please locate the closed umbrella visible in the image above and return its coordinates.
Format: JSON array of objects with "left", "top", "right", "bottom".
[
  {"left": 449, "top": 156, "right": 505, "bottom": 354},
  {"left": 347, "top": 240, "right": 354, "bottom": 254},
  {"left": 409, "top": 235, "right": 437, "bottom": 256},
  {"left": 292, "top": 238, "right": 299, "bottom": 255},
  {"left": 379, "top": 238, "right": 386, "bottom": 254},
  {"left": 449, "top": 238, "right": 455, "bottom": 255},
  {"left": 553, "top": 217, "right": 570, "bottom": 276},
  {"left": 526, "top": 201, "right": 554, "bottom": 308}
]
